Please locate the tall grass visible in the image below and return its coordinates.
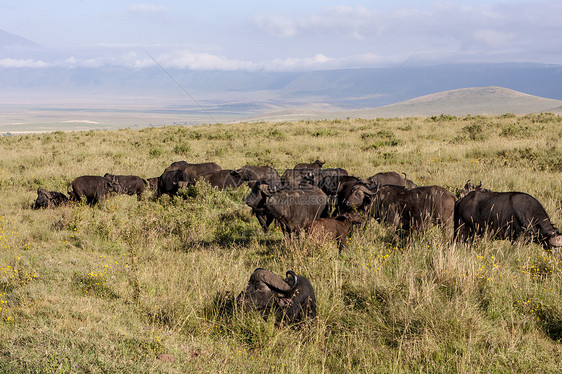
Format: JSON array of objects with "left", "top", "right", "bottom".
[{"left": 0, "top": 114, "right": 561, "bottom": 372}]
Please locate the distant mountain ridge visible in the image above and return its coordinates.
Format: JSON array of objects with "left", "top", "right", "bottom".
[
  {"left": 249, "top": 87, "right": 562, "bottom": 122},
  {"left": 0, "top": 29, "right": 40, "bottom": 47}
]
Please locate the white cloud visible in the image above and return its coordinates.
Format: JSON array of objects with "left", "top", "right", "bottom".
[
  {"left": 129, "top": 4, "right": 169, "bottom": 14},
  {"left": 0, "top": 58, "right": 49, "bottom": 68}
]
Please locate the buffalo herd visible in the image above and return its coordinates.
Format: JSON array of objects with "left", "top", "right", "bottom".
[{"left": 33, "top": 159, "right": 562, "bottom": 324}]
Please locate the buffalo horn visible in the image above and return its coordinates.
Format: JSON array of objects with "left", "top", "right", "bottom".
[
  {"left": 478, "top": 181, "right": 482, "bottom": 188},
  {"left": 252, "top": 268, "right": 293, "bottom": 292},
  {"left": 285, "top": 271, "right": 298, "bottom": 287}
]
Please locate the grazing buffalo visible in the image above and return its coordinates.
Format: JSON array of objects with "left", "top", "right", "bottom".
[
  {"left": 245, "top": 181, "right": 276, "bottom": 232},
  {"left": 165, "top": 161, "right": 222, "bottom": 179},
  {"left": 264, "top": 186, "right": 328, "bottom": 236},
  {"left": 333, "top": 177, "right": 369, "bottom": 213},
  {"left": 33, "top": 188, "right": 70, "bottom": 209},
  {"left": 294, "top": 159, "right": 324, "bottom": 170},
  {"left": 458, "top": 180, "right": 490, "bottom": 198},
  {"left": 237, "top": 268, "right": 317, "bottom": 324},
  {"left": 316, "top": 168, "right": 350, "bottom": 196},
  {"left": 68, "top": 176, "right": 120, "bottom": 205},
  {"left": 368, "top": 171, "right": 417, "bottom": 189},
  {"left": 197, "top": 170, "right": 243, "bottom": 190},
  {"left": 280, "top": 169, "right": 315, "bottom": 189},
  {"left": 306, "top": 211, "right": 363, "bottom": 251},
  {"left": 345, "top": 184, "right": 455, "bottom": 233},
  {"left": 454, "top": 190, "right": 562, "bottom": 248},
  {"left": 103, "top": 174, "right": 147, "bottom": 200},
  {"left": 235, "top": 165, "right": 281, "bottom": 188},
  {"left": 157, "top": 169, "right": 190, "bottom": 196}
]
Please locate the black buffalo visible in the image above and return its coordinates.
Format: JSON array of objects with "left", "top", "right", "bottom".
[
  {"left": 280, "top": 169, "right": 315, "bottom": 189},
  {"left": 103, "top": 174, "right": 147, "bottom": 200},
  {"left": 197, "top": 170, "right": 243, "bottom": 190},
  {"left": 245, "top": 180, "right": 276, "bottom": 232},
  {"left": 367, "top": 171, "right": 417, "bottom": 189},
  {"left": 316, "top": 168, "right": 350, "bottom": 196},
  {"left": 345, "top": 184, "right": 455, "bottom": 233},
  {"left": 68, "top": 175, "right": 120, "bottom": 205},
  {"left": 235, "top": 165, "right": 281, "bottom": 188},
  {"left": 157, "top": 169, "right": 190, "bottom": 196},
  {"left": 264, "top": 186, "right": 328, "bottom": 236},
  {"left": 165, "top": 161, "right": 222, "bottom": 180},
  {"left": 458, "top": 180, "right": 490, "bottom": 198},
  {"left": 454, "top": 190, "right": 562, "bottom": 248},
  {"left": 294, "top": 159, "right": 324, "bottom": 170},
  {"left": 237, "top": 268, "right": 316, "bottom": 325},
  {"left": 33, "top": 188, "right": 70, "bottom": 209}
]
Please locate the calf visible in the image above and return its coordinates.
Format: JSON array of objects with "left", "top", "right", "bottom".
[{"left": 306, "top": 211, "right": 363, "bottom": 251}]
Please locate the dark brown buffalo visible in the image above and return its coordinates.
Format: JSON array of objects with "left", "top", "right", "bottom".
[
  {"left": 454, "top": 190, "right": 562, "bottom": 248},
  {"left": 280, "top": 169, "right": 315, "bottom": 189},
  {"left": 333, "top": 177, "right": 369, "bottom": 213},
  {"left": 33, "top": 188, "right": 70, "bottom": 209},
  {"left": 157, "top": 169, "right": 190, "bottom": 196},
  {"left": 237, "top": 268, "right": 316, "bottom": 324},
  {"left": 367, "top": 171, "right": 417, "bottom": 189},
  {"left": 294, "top": 159, "right": 325, "bottom": 170},
  {"left": 235, "top": 165, "right": 281, "bottom": 188},
  {"left": 68, "top": 176, "right": 120, "bottom": 205},
  {"left": 316, "top": 168, "right": 350, "bottom": 196},
  {"left": 197, "top": 170, "right": 243, "bottom": 190},
  {"left": 103, "top": 174, "right": 147, "bottom": 200},
  {"left": 264, "top": 186, "right": 328, "bottom": 236},
  {"left": 306, "top": 211, "right": 363, "bottom": 251},
  {"left": 245, "top": 181, "right": 277, "bottom": 232},
  {"left": 165, "top": 161, "right": 222, "bottom": 180},
  {"left": 345, "top": 184, "right": 455, "bottom": 233},
  {"left": 458, "top": 180, "right": 490, "bottom": 198}
]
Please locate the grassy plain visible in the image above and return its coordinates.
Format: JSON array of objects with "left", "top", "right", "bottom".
[{"left": 0, "top": 113, "right": 561, "bottom": 373}]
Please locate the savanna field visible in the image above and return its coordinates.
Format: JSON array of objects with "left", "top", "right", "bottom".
[{"left": 1, "top": 113, "right": 562, "bottom": 373}]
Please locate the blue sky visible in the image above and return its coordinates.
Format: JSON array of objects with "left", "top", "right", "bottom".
[{"left": 1, "top": 1, "right": 561, "bottom": 70}]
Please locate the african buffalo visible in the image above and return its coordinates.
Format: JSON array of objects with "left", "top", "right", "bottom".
[
  {"left": 235, "top": 165, "right": 281, "bottom": 188},
  {"left": 316, "top": 168, "right": 350, "bottom": 196},
  {"left": 237, "top": 268, "right": 316, "bottom": 324},
  {"left": 165, "top": 161, "right": 222, "bottom": 180},
  {"left": 245, "top": 180, "right": 276, "bottom": 232},
  {"left": 264, "top": 186, "right": 328, "bottom": 236},
  {"left": 458, "top": 180, "right": 490, "bottom": 198},
  {"left": 280, "top": 169, "right": 315, "bottom": 189},
  {"left": 103, "top": 174, "right": 147, "bottom": 200},
  {"left": 345, "top": 184, "right": 455, "bottom": 233},
  {"left": 306, "top": 211, "right": 363, "bottom": 251},
  {"left": 294, "top": 159, "right": 324, "bottom": 170},
  {"left": 367, "top": 171, "right": 417, "bottom": 189},
  {"left": 454, "top": 190, "right": 562, "bottom": 248},
  {"left": 157, "top": 169, "right": 190, "bottom": 196},
  {"left": 197, "top": 170, "right": 243, "bottom": 190},
  {"left": 33, "top": 188, "right": 70, "bottom": 209},
  {"left": 68, "top": 175, "right": 120, "bottom": 205}
]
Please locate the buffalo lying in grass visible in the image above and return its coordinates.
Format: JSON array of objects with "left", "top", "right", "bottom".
[
  {"left": 236, "top": 268, "right": 316, "bottom": 325},
  {"left": 33, "top": 188, "right": 70, "bottom": 209}
]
